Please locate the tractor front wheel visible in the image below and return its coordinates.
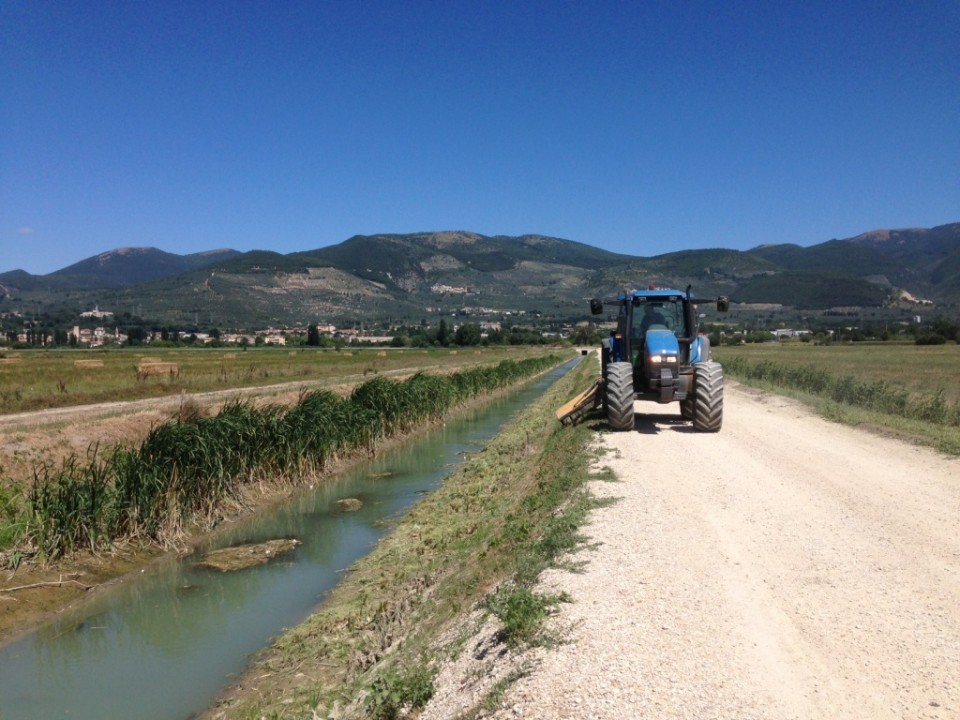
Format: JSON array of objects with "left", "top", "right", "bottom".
[
  {"left": 605, "top": 361, "right": 635, "bottom": 431},
  {"left": 692, "top": 361, "right": 723, "bottom": 432}
]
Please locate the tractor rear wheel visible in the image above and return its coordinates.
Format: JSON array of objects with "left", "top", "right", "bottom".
[
  {"left": 605, "top": 361, "right": 635, "bottom": 431},
  {"left": 692, "top": 361, "right": 723, "bottom": 432}
]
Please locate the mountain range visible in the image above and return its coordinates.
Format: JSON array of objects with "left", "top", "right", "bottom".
[{"left": 1, "top": 224, "right": 958, "bottom": 328}]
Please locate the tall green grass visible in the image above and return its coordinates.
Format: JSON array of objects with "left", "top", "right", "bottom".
[
  {"left": 722, "top": 355, "right": 960, "bottom": 427},
  {"left": 17, "top": 356, "right": 562, "bottom": 559}
]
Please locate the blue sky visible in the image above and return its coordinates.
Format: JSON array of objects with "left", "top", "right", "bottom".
[{"left": 2, "top": 0, "right": 958, "bottom": 275}]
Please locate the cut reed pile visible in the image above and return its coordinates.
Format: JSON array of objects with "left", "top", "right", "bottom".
[{"left": 16, "top": 356, "right": 562, "bottom": 559}]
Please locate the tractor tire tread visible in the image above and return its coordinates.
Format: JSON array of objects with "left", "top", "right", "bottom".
[
  {"left": 606, "top": 361, "right": 635, "bottom": 431},
  {"left": 692, "top": 361, "right": 723, "bottom": 432}
]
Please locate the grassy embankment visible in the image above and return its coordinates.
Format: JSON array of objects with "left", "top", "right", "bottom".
[
  {"left": 1, "top": 353, "right": 565, "bottom": 563},
  {"left": 715, "top": 343, "right": 960, "bottom": 454},
  {"left": 0, "top": 346, "right": 540, "bottom": 414},
  {"left": 204, "top": 351, "right": 608, "bottom": 720}
]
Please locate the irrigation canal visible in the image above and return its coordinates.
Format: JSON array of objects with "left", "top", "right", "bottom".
[{"left": 0, "top": 359, "right": 577, "bottom": 720}]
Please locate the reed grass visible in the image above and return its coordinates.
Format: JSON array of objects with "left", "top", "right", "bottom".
[{"left": 16, "top": 356, "right": 563, "bottom": 559}]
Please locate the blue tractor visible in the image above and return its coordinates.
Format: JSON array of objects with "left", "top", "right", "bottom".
[{"left": 590, "top": 285, "right": 730, "bottom": 432}]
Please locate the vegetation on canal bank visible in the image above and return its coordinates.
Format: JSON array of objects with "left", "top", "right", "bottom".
[
  {"left": 4, "top": 355, "right": 564, "bottom": 563},
  {"left": 204, "top": 352, "right": 607, "bottom": 719}
]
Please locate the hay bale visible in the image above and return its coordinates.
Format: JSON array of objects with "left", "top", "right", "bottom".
[
  {"left": 73, "top": 359, "right": 105, "bottom": 368},
  {"left": 137, "top": 362, "right": 180, "bottom": 381}
]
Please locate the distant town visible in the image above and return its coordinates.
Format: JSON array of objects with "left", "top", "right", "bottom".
[
  {"left": 0, "top": 306, "right": 523, "bottom": 349},
  {"left": 1, "top": 302, "right": 953, "bottom": 350}
]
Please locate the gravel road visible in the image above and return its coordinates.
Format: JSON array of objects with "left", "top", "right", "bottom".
[{"left": 426, "top": 382, "right": 960, "bottom": 719}]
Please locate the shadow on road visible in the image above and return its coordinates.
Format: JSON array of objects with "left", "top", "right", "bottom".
[
  {"left": 634, "top": 412, "right": 691, "bottom": 434},
  {"left": 585, "top": 409, "right": 692, "bottom": 435}
]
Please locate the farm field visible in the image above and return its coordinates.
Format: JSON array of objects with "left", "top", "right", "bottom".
[
  {"left": 715, "top": 342, "right": 960, "bottom": 405},
  {"left": 0, "top": 346, "right": 559, "bottom": 490},
  {"left": 715, "top": 341, "right": 960, "bottom": 454},
  {"left": 0, "top": 346, "right": 548, "bottom": 415}
]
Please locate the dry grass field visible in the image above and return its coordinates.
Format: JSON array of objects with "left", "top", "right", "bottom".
[
  {"left": 715, "top": 341, "right": 960, "bottom": 454},
  {"left": 715, "top": 342, "right": 960, "bottom": 405}
]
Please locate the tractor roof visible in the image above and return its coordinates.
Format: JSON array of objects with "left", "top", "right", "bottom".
[{"left": 618, "top": 287, "right": 690, "bottom": 302}]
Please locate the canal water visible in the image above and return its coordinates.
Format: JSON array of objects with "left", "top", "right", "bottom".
[{"left": 0, "top": 360, "right": 575, "bottom": 720}]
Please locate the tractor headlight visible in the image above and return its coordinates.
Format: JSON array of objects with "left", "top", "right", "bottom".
[{"left": 649, "top": 354, "right": 677, "bottom": 364}]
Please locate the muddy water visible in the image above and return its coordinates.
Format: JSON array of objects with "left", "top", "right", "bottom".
[{"left": 0, "top": 361, "right": 575, "bottom": 720}]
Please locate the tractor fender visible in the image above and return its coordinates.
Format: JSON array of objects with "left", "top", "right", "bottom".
[
  {"left": 599, "top": 338, "right": 612, "bottom": 383},
  {"left": 690, "top": 334, "right": 712, "bottom": 364},
  {"left": 603, "top": 334, "right": 626, "bottom": 363}
]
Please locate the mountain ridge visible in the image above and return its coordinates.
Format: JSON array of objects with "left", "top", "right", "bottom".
[{"left": 1, "top": 224, "right": 957, "bottom": 326}]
